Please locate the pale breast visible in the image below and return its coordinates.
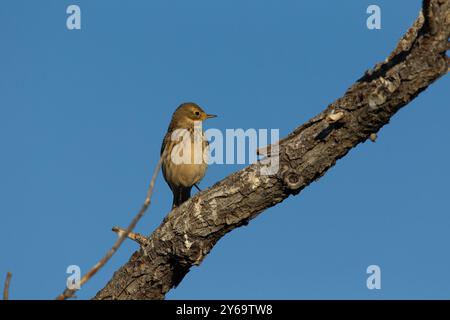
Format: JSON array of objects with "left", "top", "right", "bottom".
[
  {"left": 162, "top": 130, "right": 209, "bottom": 188},
  {"left": 164, "top": 162, "right": 207, "bottom": 188}
]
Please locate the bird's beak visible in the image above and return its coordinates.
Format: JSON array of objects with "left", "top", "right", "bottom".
[{"left": 206, "top": 114, "right": 217, "bottom": 119}]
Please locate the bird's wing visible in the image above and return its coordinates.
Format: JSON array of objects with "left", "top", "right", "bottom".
[{"left": 161, "top": 131, "right": 171, "bottom": 156}]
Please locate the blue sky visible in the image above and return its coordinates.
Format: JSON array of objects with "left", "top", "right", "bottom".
[{"left": 0, "top": 0, "right": 449, "bottom": 300}]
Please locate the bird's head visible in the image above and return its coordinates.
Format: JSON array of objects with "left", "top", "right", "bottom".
[{"left": 171, "top": 102, "right": 217, "bottom": 128}]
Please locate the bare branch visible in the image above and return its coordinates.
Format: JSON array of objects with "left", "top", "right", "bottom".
[
  {"left": 3, "top": 272, "right": 12, "bottom": 300},
  {"left": 112, "top": 226, "right": 148, "bottom": 246},
  {"left": 94, "top": 0, "right": 449, "bottom": 300},
  {"left": 56, "top": 156, "right": 163, "bottom": 300}
]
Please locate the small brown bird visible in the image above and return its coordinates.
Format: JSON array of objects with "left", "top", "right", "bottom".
[{"left": 161, "top": 102, "right": 216, "bottom": 208}]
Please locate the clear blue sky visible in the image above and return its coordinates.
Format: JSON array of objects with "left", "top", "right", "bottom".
[{"left": 1, "top": 0, "right": 449, "bottom": 300}]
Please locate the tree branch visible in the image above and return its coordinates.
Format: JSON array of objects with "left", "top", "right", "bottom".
[
  {"left": 3, "top": 272, "right": 12, "bottom": 300},
  {"left": 94, "top": 0, "right": 449, "bottom": 300},
  {"left": 112, "top": 226, "right": 148, "bottom": 247}
]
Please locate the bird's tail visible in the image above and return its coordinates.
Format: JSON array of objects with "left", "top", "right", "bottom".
[{"left": 172, "top": 186, "right": 192, "bottom": 208}]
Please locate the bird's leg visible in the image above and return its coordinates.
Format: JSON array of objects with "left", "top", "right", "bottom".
[{"left": 194, "top": 184, "right": 201, "bottom": 192}]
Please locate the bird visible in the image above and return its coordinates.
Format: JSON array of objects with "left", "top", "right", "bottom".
[{"left": 161, "top": 102, "right": 216, "bottom": 208}]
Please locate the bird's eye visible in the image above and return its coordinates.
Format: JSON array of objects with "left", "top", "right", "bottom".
[{"left": 194, "top": 111, "right": 200, "bottom": 116}]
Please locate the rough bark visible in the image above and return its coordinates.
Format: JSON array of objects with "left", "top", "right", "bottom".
[{"left": 94, "top": 0, "right": 449, "bottom": 300}]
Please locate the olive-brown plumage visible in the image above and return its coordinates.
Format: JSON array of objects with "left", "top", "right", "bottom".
[{"left": 161, "top": 103, "right": 216, "bottom": 208}]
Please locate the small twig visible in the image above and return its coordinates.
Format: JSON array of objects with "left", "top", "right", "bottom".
[
  {"left": 56, "top": 156, "right": 163, "bottom": 300},
  {"left": 3, "top": 272, "right": 12, "bottom": 300},
  {"left": 112, "top": 226, "right": 148, "bottom": 246}
]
